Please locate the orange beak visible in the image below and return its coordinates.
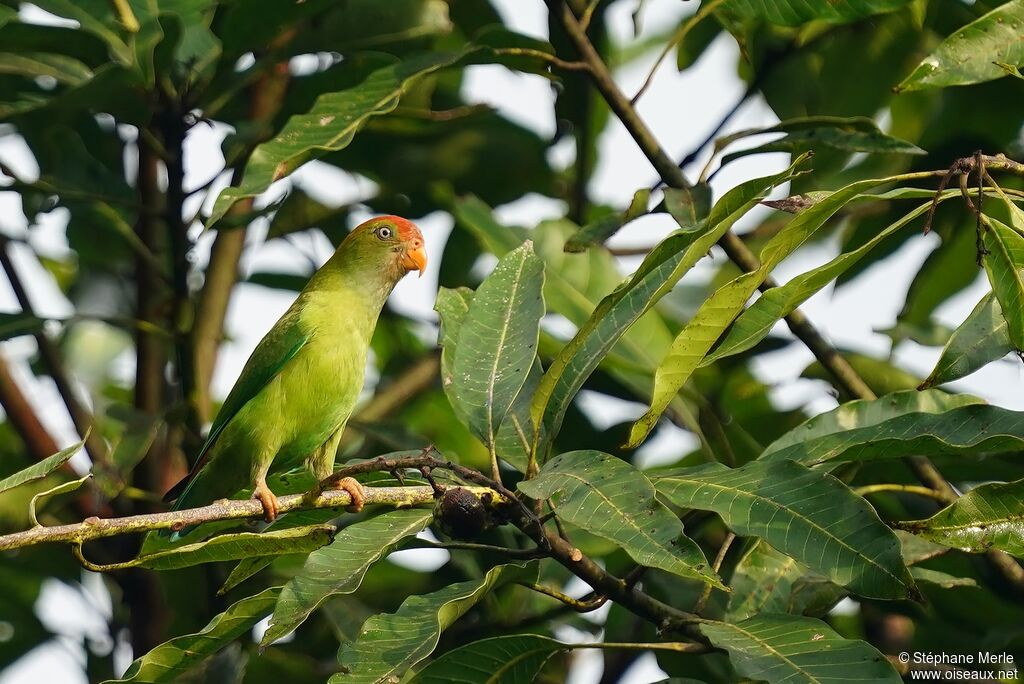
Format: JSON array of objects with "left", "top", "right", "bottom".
[{"left": 402, "top": 244, "right": 427, "bottom": 276}]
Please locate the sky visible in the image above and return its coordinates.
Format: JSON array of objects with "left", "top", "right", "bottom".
[{"left": 0, "top": 1, "right": 1021, "bottom": 683}]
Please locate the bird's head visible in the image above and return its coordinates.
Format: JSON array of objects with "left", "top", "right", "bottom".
[{"left": 348, "top": 215, "right": 427, "bottom": 279}]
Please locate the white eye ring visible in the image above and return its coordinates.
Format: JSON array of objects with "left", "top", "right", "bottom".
[{"left": 376, "top": 226, "right": 392, "bottom": 240}]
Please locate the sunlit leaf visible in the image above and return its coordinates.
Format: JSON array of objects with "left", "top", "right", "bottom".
[
  {"left": 897, "top": 0, "right": 1024, "bottom": 91},
  {"left": 898, "top": 479, "right": 1024, "bottom": 558},
  {"left": 450, "top": 242, "right": 544, "bottom": 456}
]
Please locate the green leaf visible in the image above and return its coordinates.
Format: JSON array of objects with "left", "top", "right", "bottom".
[
  {"left": 105, "top": 587, "right": 280, "bottom": 683},
  {"left": 761, "top": 393, "right": 1024, "bottom": 467},
  {"left": 331, "top": 562, "right": 537, "bottom": 684},
  {"left": 261, "top": 508, "right": 433, "bottom": 648},
  {"left": 704, "top": 200, "right": 932, "bottom": 366},
  {"left": 267, "top": 188, "right": 349, "bottom": 239},
  {"left": 920, "top": 292, "right": 1014, "bottom": 389},
  {"left": 0, "top": 52, "right": 93, "bottom": 85},
  {"left": 28, "top": 0, "right": 132, "bottom": 64},
  {"left": 897, "top": 0, "right": 1024, "bottom": 91},
  {"left": 656, "top": 461, "right": 916, "bottom": 599},
  {"left": 898, "top": 479, "right": 1024, "bottom": 558},
  {"left": 410, "top": 634, "right": 565, "bottom": 684},
  {"left": 533, "top": 162, "right": 802, "bottom": 457},
  {"left": 982, "top": 216, "right": 1024, "bottom": 350},
  {"left": 518, "top": 451, "right": 723, "bottom": 587},
  {"left": 450, "top": 242, "right": 544, "bottom": 455},
  {"left": 700, "top": 614, "right": 901, "bottom": 683},
  {"left": 0, "top": 439, "right": 83, "bottom": 495},
  {"left": 726, "top": 541, "right": 807, "bottom": 622},
  {"left": 663, "top": 184, "right": 713, "bottom": 232},
  {"left": 129, "top": 525, "right": 334, "bottom": 571},
  {"left": 564, "top": 188, "right": 651, "bottom": 253},
  {"left": 911, "top": 568, "right": 978, "bottom": 589},
  {"left": 629, "top": 175, "right": 889, "bottom": 447},
  {"left": 718, "top": 116, "right": 924, "bottom": 166},
  {"left": 436, "top": 286, "right": 475, "bottom": 424},
  {"left": 896, "top": 530, "right": 950, "bottom": 565}
]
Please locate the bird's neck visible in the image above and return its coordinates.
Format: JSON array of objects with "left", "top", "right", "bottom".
[{"left": 306, "top": 249, "right": 401, "bottom": 330}]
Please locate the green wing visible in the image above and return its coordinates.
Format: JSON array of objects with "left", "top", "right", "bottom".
[{"left": 164, "top": 309, "right": 311, "bottom": 502}]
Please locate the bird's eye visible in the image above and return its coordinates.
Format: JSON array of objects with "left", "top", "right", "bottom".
[{"left": 376, "top": 226, "right": 393, "bottom": 240}]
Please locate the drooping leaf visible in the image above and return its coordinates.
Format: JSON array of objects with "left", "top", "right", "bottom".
[
  {"left": 700, "top": 614, "right": 901, "bottom": 683},
  {"left": 718, "top": 116, "right": 924, "bottom": 166},
  {"left": 629, "top": 175, "right": 892, "bottom": 447},
  {"left": 518, "top": 451, "right": 723, "bottom": 587},
  {"left": 898, "top": 479, "right": 1024, "bottom": 558},
  {"left": 436, "top": 286, "right": 475, "bottom": 426},
  {"left": 261, "top": 508, "right": 433, "bottom": 647},
  {"left": 982, "top": 216, "right": 1024, "bottom": 350},
  {"left": 920, "top": 292, "right": 1014, "bottom": 389},
  {"left": 128, "top": 525, "right": 335, "bottom": 572},
  {"left": 532, "top": 162, "right": 803, "bottom": 457},
  {"left": 761, "top": 394, "right": 1024, "bottom": 467},
  {"left": 663, "top": 183, "right": 713, "bottom": 232},
  {"left": 0, "top": 439, "right": 83, "bottom": 496},
  {"left": 911, "top": 568, "right": 978, "bottom": 589},
  {"left": 331, "top": 562, "right": 537, "bottom": 684},
  {"left": 704, "top": 200, "right": 932, "bottom": 365},
  {"left": 897, "top": 0, "right": 1024, "bottom": 91},
  {"left": 450, "top": 242, "right": 544, "bottom": 455},
  {"left": 105, "top": 588, "right": 280, "bottom": 683},
  {"left": 656, "top": 461, "right": 917, "bottom": 599},
  {"left": 564, "top": 188, "right": 651, "bottom": 252}
]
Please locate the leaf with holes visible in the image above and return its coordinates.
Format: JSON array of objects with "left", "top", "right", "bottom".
[
  {"left": 451, "top": 242, "right": 544, "bottom": 455},
  {"left": 700, "top": 614, "right": 901, "bottom": 683},
  {"left": 331, "top": 562, "right": 537, "bottom": 683},
  {"left": 261, "top": 508, "right": 433, "bottom": 647},
  {"left": 898, "top": 0, "right": 1024, "bottom": 91},
  {"left": 656, "top": 461, "right": 916, "bottom": 599},
  {"left": 518, "top": 451, "right": 723, "bottom": 587},
  {"left": 898, "top": 479, "right": 1024, "bottom": 558}
]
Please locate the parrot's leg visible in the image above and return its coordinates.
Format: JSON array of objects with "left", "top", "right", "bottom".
[
  {"left": 253, "top": 477, "right": 280, "bottom": 522},
  {"left": 305, "top": 427, "right": 365, "bottom": 512}
]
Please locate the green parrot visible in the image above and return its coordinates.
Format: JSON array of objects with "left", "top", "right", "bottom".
[{"left": 163, "top": 215, "right": 427, "bottom": 528}]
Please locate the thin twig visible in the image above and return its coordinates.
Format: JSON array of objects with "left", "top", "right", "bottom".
[
  {"left": 517, "top": 582, "right": 609, "bottom": 612},
  {"left": 854, "top": 483, "right": 955, "bottom": 504},
  {"left": 630, "top": 0, "right": 725, "bottom": 106},
  {"left": 491, "top": 48, "right": 591, "bottom": 72},
  {"left": 693, "top": 532, "right": 734, "bottom": 615}
]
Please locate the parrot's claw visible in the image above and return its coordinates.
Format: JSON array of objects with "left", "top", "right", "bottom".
[
  {"left": 321, "top": 476, "right": 365, "bottom": 513},
  {"left": 253, "top": 482, "right": 281, "bottom": 522}
]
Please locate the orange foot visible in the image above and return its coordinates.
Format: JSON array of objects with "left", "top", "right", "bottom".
[
  {"left": 253, "top": 481, "right": 281, "bottom": 522},
  {"left": 324, "top": 476, "right": 365, "bottom": 513}
]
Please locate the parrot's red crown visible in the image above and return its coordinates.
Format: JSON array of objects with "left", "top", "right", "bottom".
[{"left": 378, "top": 215, "right": 421, "bottom": 242}]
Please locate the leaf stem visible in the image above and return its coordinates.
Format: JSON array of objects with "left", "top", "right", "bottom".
[{"left": 853, "top": 483, "right": 955, "bottom": 504}]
